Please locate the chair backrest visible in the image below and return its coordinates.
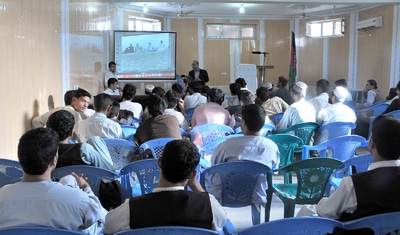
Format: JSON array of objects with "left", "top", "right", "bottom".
[
  {"left": 103, "top": 138, "right": 137, "bottom": 170},
  {"left": 199, "top": 161, "right": 271, "bottom": 207},
  {"left": 277, "top": 122, "right": 319, "bottom": 146},
  {"left": 190, "top": 124, "right": 235, "bottom": 146},
  {"left": 120, "top": 159, "right": 159, "bottom": 199},
  {"left": 179, "top": 127, "right": 189, "bottom": 138},
  {"left": 237, "top": 216, "right": 343, "bottom": 235},
  {"left": 121, "top": 125, "right": 137, "bottom": 142},
  {"left": 355, "top": 102, "right": 389, "bottom": 117},
  {"left": 0, "top": 226, "right": 85, "bottom": 235},
  {"left": 198, "top": 134, "right": 243, "bottom": 158},
  {"left": 0, "top": 159, "right": 23, "bottom": 188},
  {"left": 131, "top": 118, "right": 141, "bottom": 128},
  {"left": 385, "top": 109, "right": 400, "bottom": 119},
  {"left": 235, "top": 123, "right": 276, "bottom": 137},
  {"left": 139, "top": 138, "right": 178, "bottom": 159},
  {"left": 51, "top": 165, "right": 120, "bottom": 196},
  {"left": 343, "top": 211, "right": 400, "bottom": 234},
  {"left": 316, "top": 122, "right": 356, "bottom": 141},
  {"left": 266, "top": 134, "right": 304, "bottom": 169},
  {"left": 114, "top": 226, "right": 219, "bottom": 235},
  {"left": 269, "top": 112, "right": 284, "bottom": 126},
  {"left": 279, "top": 158, "right": 344, "bottom": 204},
  {"left": 185, "top": 108, "right": 195, "bottom": 123},
  {"left": 301, "top": 135, "right": 366, "bottom": 161},
  {"left": 343, "top": 154, "right": 373, "bottom": 175}
]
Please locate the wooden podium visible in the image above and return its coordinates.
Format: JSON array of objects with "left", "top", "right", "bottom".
[{"left": 256, "top": 65, "right": 274, "bottom": 86}]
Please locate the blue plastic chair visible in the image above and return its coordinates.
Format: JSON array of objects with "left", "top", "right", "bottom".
[
  {"left": 234, "top": 123, "right": 276, "bottom": 136},
  {"left": 121, "top": 125, "right": 137, "bottom": 142},
  {"left": 179, "top": 127, "right": 189, "bottom": 138},
  {"left": 185, "top": 108, "right": 195, "bottom": 124},
  {"left": 0, "top": 226, "right": 85, "bottom": 234},
  {"left": 139, "top": 138, "right": 178, "bottom": 159},
  {"left": 355, "top": 100, "right": 388, "bottom": 118},
  {"left": 237, "top": 216, "right": 343, "bottom": 235},
  {"left": 368, "top": 109, "right": 400, "bottom": 138},
  {"left": 131, "top": 118, "right": 141, "bottom": 128},
  {"left": 385, "top": 109, "right": 400, "bottom": 119},
  {"left": 51, "top": 165, "right": 120, "bottom": 197},
  {"left": 269, "top": 112, "right": 284, "bottom": 126},
  {"left": 0, "top": 159, "right": 23, "bottom": 188},
  {"left": 273, "top": 158, "right": 344, "bottom": 218},
  {"left": 103, "top": 138, "right": 137, "bottom": 171},
  {"left": 197, "top": 134, "right": 243, "bottom": 159},
  {"left": 315, "top": 121, "right": 356, "bottom": 144},
  {"left": 200, "top": 161, "right": 272, "bottom": 225},
  {"left": 330, "top": 154, "right": 373, "bottom": 190},
  {"left": 120, "top": 159, "right": 159, "bottom": 200},
  {"left": 190, "top": 124, "right": 235, "bottom": 147},
  {"left": 343, "top": 211, "right": 400, "bottom": 234},
  {"left": 114, "top": 226, "right": 219, "bottom": 235},
  {"left": 301, "top": 135, "right": 366, "bottom": 160}
]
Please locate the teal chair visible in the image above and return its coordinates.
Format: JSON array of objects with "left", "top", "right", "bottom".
[
  {"left": 273, "top": 158, "right": 344, "bottom": 218},
  {"left": 275, "top": 122, "right": 319, "bottom": 146}
]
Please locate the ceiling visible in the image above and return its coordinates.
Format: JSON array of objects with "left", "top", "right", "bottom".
[{"left": 110, "top": 0, "right": 397, "bottom": 19}]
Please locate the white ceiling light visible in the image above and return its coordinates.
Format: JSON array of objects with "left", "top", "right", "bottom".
[
  {"left": 143, "top": 4, "right": 148, "bottom": 13},
  {"left": 239, "top": 4, "right": 245, "bottom": 14}
]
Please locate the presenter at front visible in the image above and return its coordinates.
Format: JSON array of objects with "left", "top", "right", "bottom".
[{"left": 188, "top": 60, "right": 209, "bottom": 85}]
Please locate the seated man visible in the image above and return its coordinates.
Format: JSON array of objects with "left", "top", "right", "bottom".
[
  {"left": 135, "top": 94, "right": 182, "bottom": 145},
  {"left": 191, "top": 88, "right": 235, "bottom": 128},
  {"left": 105, "top": 139, "right": 227, "bottom": 234},
  {"left": 277, "top": 81, "right": 316, "bottom": 130},
  {"left": 104, "top": 77, "right": 121, "bottom": 100},
  {"left": 0, "top": 128, "right": 105, "bottom": 234},
  {"left": 298, "top": 115, "right": 400, "bottom": 221},
  {"left": 184, "top": 81, "right": 207, "bottom": 110},
  {"left": 119, "top": 84, "right": 143, "bottom": 121},
  {"left": 46, "top": 110, "right": 114, "bottom": 171},
  {"left": 229, "top": 90, "right": 256, "bottom": 129},
  {"left": 164, "top": 90, "right": 190, "bottom": 131},
  {"left": 256, "top": 84, "right": 289, "bottom": 116},
  {"left": 74, "top": 93, "right": 124, "bottom": 143},
  {"left": 210, "top": 104, "right": 280, "bottom": 206},
  {"left": 108, "top": 100, "right": 133, "bottom": 126},
  {"left": 308, "top": 79, "right": 330, "bottom": 114},
  {"left": 32, "top": 88, "right": 92, "bottom": 128}
]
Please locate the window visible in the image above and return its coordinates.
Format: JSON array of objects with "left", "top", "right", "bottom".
[
  {"left": 206, "top": 23, "right": 257, "bottom": 40},
  {"left": 128, "top": 17, "right": 161, "bottom": 31},
  {"left": 306, "top": 18, "right": 345, "bottom": 38}
]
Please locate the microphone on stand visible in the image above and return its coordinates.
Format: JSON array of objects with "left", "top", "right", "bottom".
[{"left": 252, "top": 51, "right": 269, "bottom": 54}]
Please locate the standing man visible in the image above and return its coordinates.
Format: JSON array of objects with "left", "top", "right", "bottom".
[
  {"left": 104, "top": 61, "right": 118, "bottom": 90},
  {"left": 189, "top": 60, "right": 209, "bottom": 85}
]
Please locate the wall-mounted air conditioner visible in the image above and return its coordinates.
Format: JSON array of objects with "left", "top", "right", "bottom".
[{"left": 356, "top": 16, "right": 382, "bottom": 31}]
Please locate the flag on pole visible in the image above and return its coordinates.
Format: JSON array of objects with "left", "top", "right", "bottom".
[{"left": 288, "top": 31, "right": 297, "bottom": 86}]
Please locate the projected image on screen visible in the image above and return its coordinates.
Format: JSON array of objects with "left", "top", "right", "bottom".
[{"left": 114, "top": 31, "right": 176, "bottom": 81}]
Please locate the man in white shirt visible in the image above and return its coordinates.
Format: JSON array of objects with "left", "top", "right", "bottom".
[
  {"left": 104, "top": 61, "right": 118, "bottom": 89},
  {"left": 103, "top": 78, "right": 121, "bottom": 99},
  {"left": 119, "top": 84, "right": 143, "bottom": 121},
  {"left": 164, "top": 90, "right": 190, "bottom": 131},
  {"left": 0, "top": 128, "right": 105, "bottom": 234},
  {"left": 184, "top": 81, "right": 207, "bottom": 110},
  {"left": 73, "top": 93, "right": 124, "bottom": 143},
  {"left": 308, "top": 79, "right": 330, "bottom": 114},
  {"left": 105, "top": 139, "right": 227, "bottom": 234},
  {"left": 277, "top": 81, "right": 316, "bottom": 130},
  {"left": 298, "top": 115, "right": 400, "bottom": 221}
]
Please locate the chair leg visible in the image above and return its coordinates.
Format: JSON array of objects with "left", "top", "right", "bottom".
[
  {"left": 283, "top": 200, "right": 296, "bottom": 218},
  {"left": 251, "top": 204, "right": 261, "bottom": 225},
  {"left": 265, "top": 174, "right": 273, "bottom": 222}
]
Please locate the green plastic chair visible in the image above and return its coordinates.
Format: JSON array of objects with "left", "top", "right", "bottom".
[
  {"left": 273, "top": 158, "right": 344, "bottom": 218},
  {"left": 275, "top": 122, "right": 319, "bottom": 147}
]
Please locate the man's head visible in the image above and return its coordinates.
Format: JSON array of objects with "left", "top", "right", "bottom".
[
  {"left": 334, "top": 78, "right": 348, "bottom": 87},
  {"left": 108, "top": 61, "right": 116, "bottom": 73},
  {"left": 94, "top": 93, "right": 113, "bottom": 113},
  {"left": 18, "top": 128, "right": 59, "bottom": 175},
  {"left": 47, "top": 110, "right": 74, "bottom": 141},
  {"left": 107, "top": 78, "right": 118, "bottom": 90},
  {"left": 241, "top": 104, "right": 266, "bottom": 133},
  {"left": 330, "top": 86, "right": 348, "bottom": 103},
  {"left": 147, "top": 94, "right": 167, "bottom": 117},
  {"left": 71, "top": 88, "right": 91, "bottom": 113},
  {"left": 152, "top": 87, "right": 166, "bottom": 97},
  {"left": 235, "top": 78, "right": 247, "bottom": 88},
  {"left": 229, "top": 82, "right": 241, "bottom": 96},
  {"left": 290, "top": 81, "right": 307, "bottom": 101},
  {"left": 159, "top": 139, "right": 200, "bottom": 183},
  {"left": 208, "top": 88, "right": 225, "bottom": 105},
  {"left": 172, "top": 83, "right": 184, "bottom": 97},
  {"left": 122, "top": 84, "right": 137, "bottom": 100},
  {"left": 366, "top": 79, "right": 378, "bottom": 90},
  {"left": 256, "top": 86, "right": 269, "bottom": 102},
  {"left": 277, "top": 76, "right": 288, "bottom": 88},
  {"left": 64, "top": 90, "right": 75, "bottom": 106},
  {"left": 238, "top": 90, "right": 255, "bottom": 106},
  {"left": 108, "top": 100, "right": 120, "bottom": 119},
  {"left": 316, "top": 79, "right": 330, "bottom": 94},
  {"left": 191, "top": 60, "right": 199, "bottom": 71},
  {"left": 188, "top": 81, "right": 203, "bottom": 94},
  {"left": 164, "top": 90, "right": 181, "bottom": 109},
  {"left": 370, "top": 115, "right": 400, "bottom": 161}
]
